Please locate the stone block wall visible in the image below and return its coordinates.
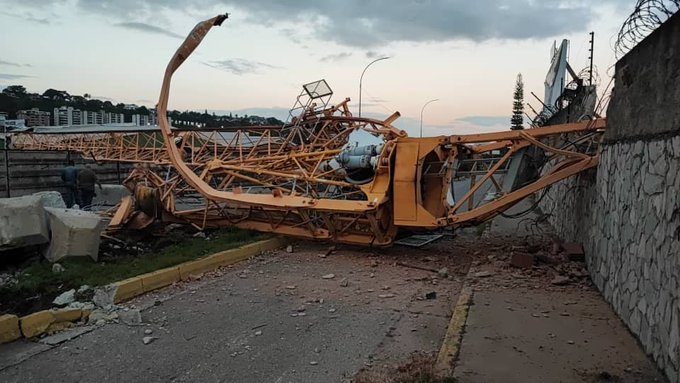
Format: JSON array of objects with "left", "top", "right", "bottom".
[{"left": 538, "top": 12, "right": 680, "bottom": 382}]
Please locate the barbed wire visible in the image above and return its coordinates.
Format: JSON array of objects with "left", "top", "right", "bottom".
[{"left": 615, "top": 0, "right": 679, "bottom": 58}]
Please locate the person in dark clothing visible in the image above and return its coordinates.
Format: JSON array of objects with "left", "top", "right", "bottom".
[
  {"left": 77, "top": 165, "right": 102, "bottom": 210},
  {"left": 61, "top": 160, "right": 79, "bottom": 208}
]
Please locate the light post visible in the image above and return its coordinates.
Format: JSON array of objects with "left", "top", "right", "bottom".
[
  {"left": 420, "top": 98, "right": 439, "bottom": 138},
  {"left": 358, "top": 56, "right": 389, "bottom": 118}
]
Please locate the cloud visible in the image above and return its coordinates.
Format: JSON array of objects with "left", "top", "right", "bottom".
[
  {"left": 365, "top": 51, "right": 389, "bottom": 59},
  {"left": 113, "top": 22, "right": 182, "bottom": 39},
  {"left": 0, "top": 10, "right": 52, "bottom": 24},
  {"left": 0, "top": 60, "right": 23, "bottom": 67},
  {"left": 0, "top": 73, "right": 33, "bottom": 80},
  {"left": 203, "top": 59, "right": 279, "bottom": 75},
  {"left": 455, "top": 116, "right": 510, "bottom": 127},
  {"left": 6, "top": 1, "right": 618, "bottom": 47},
  {"left": 320, "top": 52, "right": 352, "bottom": 62}
]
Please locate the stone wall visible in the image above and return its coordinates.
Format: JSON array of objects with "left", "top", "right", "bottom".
[
  {"left": 541, "top": 138, "right": 680, "bottom": 381},
  {"left": 538, "top": 12, "right": 680, "bottom": 382},
  {"left": 0, "top": 150, "right": 131, "bottom": 197}
]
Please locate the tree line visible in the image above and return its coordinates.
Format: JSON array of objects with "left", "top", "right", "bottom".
[{"left": 0, "top": 85, "right": 283, "bottom": 127}]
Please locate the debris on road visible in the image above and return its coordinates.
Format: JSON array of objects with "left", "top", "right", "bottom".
[
  {"left": 142, "top": 336, "right": 157, "bottom": 345},
  {"left": 286, "top": 244, "right": 294, "bottom": 253},
  {"left": 551, "top": 275, "right": 571, "bottom": 286},
  {"left": 395, "top": 261, "right": 438, "bottom": 273},
  {"left": 474, "top": 271, "right": 494, "bottom": 278},
  {"left": 339, "top": 278, "right": 349, "bottom": 287},
  {"left": 321, "top": 273, "right": 335, "bottom": 279},
  {"left": 510, "top": 252, "right": 535, "bottom": 269},
  {"left": 119, "top": 309, "right": 142, "bottom": 326}
]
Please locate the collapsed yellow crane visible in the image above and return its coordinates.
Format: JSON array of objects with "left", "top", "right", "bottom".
[{"left": 13, "top": 14, "right": 606, "bottom": 246}]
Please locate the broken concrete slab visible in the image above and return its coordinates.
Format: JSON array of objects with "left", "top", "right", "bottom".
[
  {"left": 92, "top": 184, "right": 131, "bottom": 207},
  {"left": 38, "top": 326, "right": 95, "bottom": 346},
  {"left": 92, "top": 285, "right": 117, "bottom": 310},
  {"left": 118, "top": 309, "right": 142, "bottom": 326},
  {"left": 0, "top": 195, "right": 49, "bottom": 251},
  {"left": 52, "top": 289, "right": 76, "bottom": 307},
  {"left": 43, "top": 208, "right": 107, "bottom": 262}
]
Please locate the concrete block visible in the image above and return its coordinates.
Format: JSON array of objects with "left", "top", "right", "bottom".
[
  {"left": 0, "top": 194, "right": 49, "bottom": 251},
  {"left": 43, "top": 208, "right": 107, "bottom": 262},
  {"left": 33, "top": 191, "right": 66, "bottom": 209},
  {"left": 92, "top": 184, "right": 131, "bottom": 207},
  {"left": 0, "top": 314, "right": 21, "bottom": 344},
  {"left": 141, "top": 267, "right": 180, "bottom": 293},
  {"left": 113, "top": 277, "right": 143, "bottom": 304},
  {"left": 20, "top": 310, "right": 55, "bottom": 338}
]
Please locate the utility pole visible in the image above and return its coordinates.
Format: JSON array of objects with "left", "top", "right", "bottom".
[{"left": 588, "top": 32, "right": 595, "bottom": 85}]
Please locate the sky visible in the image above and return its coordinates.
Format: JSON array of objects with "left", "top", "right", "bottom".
[{"left": 0, "top": 0, "right": 634, "bottom": 136}]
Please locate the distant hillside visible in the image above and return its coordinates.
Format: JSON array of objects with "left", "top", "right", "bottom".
[{"left": 0, "top": 85, "right": 284, "bottom": 127}]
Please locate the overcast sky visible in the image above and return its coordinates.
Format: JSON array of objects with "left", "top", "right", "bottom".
[{"left": 0, "top": 0, "right": 632, "bottom": 136}]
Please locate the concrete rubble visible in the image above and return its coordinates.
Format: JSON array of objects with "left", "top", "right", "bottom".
[
  {"left": 43, "top": 207, "right": 107, "bottom": 262},
  {"left": 53, "top": 289, "right": 76, "bottom": 307},
  {"left": 0, "top": 194, "right": 49, "bottom": 251}
]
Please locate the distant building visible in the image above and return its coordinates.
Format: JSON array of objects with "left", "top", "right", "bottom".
[
  {"left": 103, "top": 112, "right": 124, "bottom": 124},
  {"left": 131, "top": 114, "right": 149, "bottom": 126},
  {"left": 82, "top": 110, "right": 104, "bottom": 125},
  {"left": 54, "top": 106, "right": 76, "bottom": 126},
  {"left": 124, "top": 104, "right": 139, "bottom": 110},
  {"left": 17, "top": 108, "right": 51, "bottom": 127}
]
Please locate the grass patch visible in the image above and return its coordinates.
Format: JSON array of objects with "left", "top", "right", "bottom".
[{"left": 0, "top": 228, "right": 268, "bottom": 315}]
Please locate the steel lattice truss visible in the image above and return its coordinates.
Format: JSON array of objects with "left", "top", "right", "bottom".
[{"left": 12, "top": 14, "right": 607, "bottom": 246}]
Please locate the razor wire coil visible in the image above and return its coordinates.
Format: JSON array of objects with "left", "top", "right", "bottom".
[{"left": 615, "top": 0, "right": 679, "bottom": 58}]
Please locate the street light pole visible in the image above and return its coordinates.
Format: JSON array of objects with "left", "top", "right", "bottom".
[
  {"left": 420, "top": 98, "right": 439, "bottom": 138},
  {"left": 3, "top": 125, "right": 9, "bottom": 197},
  {"left": 358, "top": 56, "right": 389, "bottom": 118}
]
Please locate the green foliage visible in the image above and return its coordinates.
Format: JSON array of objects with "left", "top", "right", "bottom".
[
  {"left": 511, "top": 73, "right": 524, "bottom": 130},
  {"left": 0, "top": 85, "right": 284, "bottom": 126}
]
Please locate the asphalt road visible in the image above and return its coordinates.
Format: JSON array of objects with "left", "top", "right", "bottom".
[{"left": 0, "top": 242, "right": 465, "bottom": 383}]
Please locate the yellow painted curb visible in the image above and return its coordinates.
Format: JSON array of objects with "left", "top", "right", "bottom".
[
  {"left": 0, "top": 314, "right": 21, "bottom": 344},
  {"left": 434, "top": 286, "right": 473, "bottom": 377},
  {"left": 113, "top": 276, "right": 144, "bottom": 304},
  {"left": 20, "top": 310, "right": 56, "bottom": 339},
  {"left": 141, "top": 267, "right": 181, "bottom": 293},
  {"left": 113, "top": 237, "right": 286, "bottom": 303},
  {"left": 51, "top": 309, "right": 83, "bottom": 323}
]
